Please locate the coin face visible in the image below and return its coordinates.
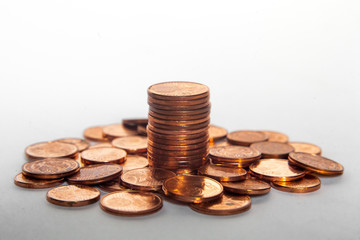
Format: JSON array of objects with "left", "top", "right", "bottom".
[
  {"left": 121, "top": 155, "right": 149, "bottom": 172},
  {"left": 227, "top": 131, "right": 268, "bottom": 146},
  {"left": 112, "top": 136, "right": 148, "bottom": 153},
  {"left": 249, "top": 158, "right": 305, "bottom": 181},
  {"left": 102, "top": 124, "right": 138, "bottom": 140},
  {"left": 162, "top": 175, "right": 223, "bottom": 203},
  {"left": 46, "top": 185, "right": 100, "bottom": 207},
  {"left": 67, "top": 164, "right": 122, "bottom": 185},
  {"left": 121, "top": 167, "right": 176, "bottom": 191},
  {"left": 209, "top": 125, "right": 228, "bottom": 142},
  {"left": 83, "top": 126, "right": 108, "bottom": 142},
  {"left": 148, "top": 81, "right": 209, "bottom": 99},
  {"left": 25, "top": 141, "right": 78, "bottom": 160},
  {"left": 288, "top": 142, "right": 322, "bottom": 155},
  {"left": 209, "top": 146, "right": 261, "bottom": 161},
  {"left": 81, "top": 147, "right": 127, "bottom": 165},
  {"left": 261, "top": 131, "right": 289, "bottom": 143},
  {"left": 100, "top": 190, "right": 163, "bottom": 216},
  {"left": 56, "top": 138, "right": 90, "bottom": 152},
  {"left": 288, "top": 152, "right": 344, "bottom": 175},
  {"left": 271, "top": 174, "right": 321, "bottom": 193},
  {"left": 198, "top": 164, "right": 247, "bottom": 182},
  {"left": 250, "top": 142, "right": 294, "bottom": 158},
  {"left": 221, "top": 178, "right": 271, "bottom": 195},
  {"left": 22, "top": 158, "right": 79, "bottom": 179},
  {"left": 88, "top": 142, "right": 113, "bottom": 149},
  {"left": 14, "top": 173, "right": 64, "bottom": 189},
  {"left": 190, "top": 194, "right": 251, "bottom": 216}
]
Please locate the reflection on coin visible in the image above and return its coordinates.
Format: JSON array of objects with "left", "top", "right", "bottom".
[
  {"left": 56, "top": 138, "right": 90, "bottom": 152},
  {"left": 209, "top": 125, "right": 228, "bottom": 143},
  {"left": 67, "top": 164, "right": 122, "bottom": 185},
  {"left": 148, "top": 81, "right": 209, "bottom": 100},
  {"left": 14, "top": 173, "right": 64, "bottom": 189},
  {"left": 112, "top": 136, "right": 148, "bottom": 154},
  {"left": 289, "top": 142, "right": 322, "bottom": 155},
  {"left": 250, "top": 142, "right": 294, "bottom": 159},
  {"left": 46, "top": 185, "right": 100, "bottom": 207},
  {"left": 271, "top": 174, "right": 321, "bottom": 193},
  {"left": 221, "top": 179, "right": 271, "bottom": 195},
  {"left": 198, "top": 164, "right": 247, "bottom": 182},
  {"left": 83, "top": 126, "right": 108, "bottom": 142},
  {"left": 25, "top": 141, "right": 78, "bottom": 160},
  {"left": 261, "top": 131, "right": 289, "bottom": 143},
  {"left": 81, "top": 147, "right": 127, "bottom": 165},
  {"left": 121, "top": 155, "right": 149, "bottom": 172},
  {"left": 103, "top": 124, "right": 138, "bottom": 140},
  {"left": 89, "top": 142, "right": 113, "bottom": 149},
  {"left": 227, "top": 131, "right": 268, "bottom": 146}
]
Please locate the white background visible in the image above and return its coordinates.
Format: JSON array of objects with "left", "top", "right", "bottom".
[{"left": 1, "top": 1, "right": 359, "bottom": 240}]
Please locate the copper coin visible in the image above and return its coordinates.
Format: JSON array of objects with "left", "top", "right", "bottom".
[
  {"left": 98, "top": 177, "right": 128, "bottom": 192},
  {"left": 148, "top": 133, "right": 209, "bottom": 145},
  {"left": 14, "top": 173, "right": 64, "bottom": 189},
  {"left": 137, "top": 125, "right": 147, "bottom": 136},
  {"left": 25, "top": 141, "right": 78, "bottom": 160},
  {"left": 147, "top": 152, "right": 208, "bottom": 162},
  {"left": 221, "top": 178, "right": 271, "bottom": 195},
  {"left": 149, "top": 109, "right": 210, "bottom": 121},
  {"left": 148, "top": 95, "right": 210, "bottom": 107},
  {"left": 271, "top": 174, "right": 321, "bottom": 193},
  {"left": 75, "top": 154, "right": 85, "bottom": 167},
  {"left": 102, "top": 124, "right": 138, "bottom": 140},
  {"left": 210, "top": 160, "right": 253, "bottom": 168},
  {"left": 89, "top": 142, "right": 113, "bottom": 149},
  {"left": 67, "top": 164, "right": 122, "bottom": 185},
  {"left": 147, "top": 127, "right": 208, "bottom": 140},
  {"left": 148, "top": 138, "right": 208, "bottom": 151},
  {"left": 149, "top": 101, "right": 210, "bottom": 111},
  {"left": 121, "top": 167, "right": 176, "bottom": 191},
  {"left": 148, "top": 114, "right": 210, "bottom": 126},
  {"left": 249, "top": 158, "right": 305, "bottom": 181},
  {"left": 22, "top": 158, "right": 79, "bottom": 179},
  {"left": 209, "top": 125, "right": 228, "bottom": 143},
  {"left": 56, "top": 138, "right": 90, "bottom": 152},
  {"left": 288, "top": 152, "right": 344, "bottom": 175},
  {"left": 289, "top": 142, "right": 322, "bottom": 155},
  {"left": 198, "top": 164, "right": 247, "bottom": 182},
  {"left": 147, "top": 123, "right": 209, "bottom": 135},
  {"left": 149, "top": 119, "right": 210, "bottom": 131},
  {"left": 83, "top": 126, "right": 108, "bottom": 142},
  {"left": 227, "top": 131, "right": 268, "bottom": 146},
  {"left": 112, "top": 136, "right": 147, "bottom": 154},
  {"left": 122, "top": 118, "right": 148, "bottom": 129},
  {"left": 209, "top": 146, "right": 261, "bottom": 162},
  {"left": 47, "top": 185, "right": 100, "bottom": 207},
  {"left": 121, "top": 155, "right": 149, "bottom": 172},
  {"left": 149, "top": 105, "right": 210, "bottom": 116},
  {"left": 190, "top": 194, "right": 251, "bottom": 216},
  {"left": 147, "top": 144, "right": 208, "bottom": 156},
  {"left": 261, "top": 131, "right": 289, "bottom": 143},
  {"left": 81, "top": 147, "right": 127, "bottom": 165},
  {"left": 250, "top": 142, "right": 294, "bottom": 159},
  {"left": 100, "top": 190, "right": 163, "bottom": 216},
  {"left": 163, "top": 175, "right": 223, "bottom": 203},
  {"left": 148, "top": 81, "right": 209, "bottom": 100},
  {"left": 148, "top": 156, "right": 205, "bottom": 168},
  {"left": 212, "top": 141, "right": 233, "bottom": 148}
]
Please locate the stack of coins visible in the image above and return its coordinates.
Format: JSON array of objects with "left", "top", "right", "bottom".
[{"left": 146, "top": 82, "right": 211, "bottom": 174}]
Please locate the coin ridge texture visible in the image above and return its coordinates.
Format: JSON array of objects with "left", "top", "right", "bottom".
[
  {"left": 221, "top": 178, "right": 271, "bottom": 195},
  {"left": 67, "top": 164, "right": 122, "bottom": 185}
]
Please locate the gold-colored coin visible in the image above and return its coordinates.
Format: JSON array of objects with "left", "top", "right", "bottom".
[
  {"left": 148, "top": 81, "right": 209, "bottom": 100},
  {"left": 83, "top": 126, "right": 108, "bottom": 142},
  {"left": 14, "top": 173, "right": 64, "bottom": 189},
  {"left": 56, "top": 138, "right": 90, "bottom": 152},
  {"left": 121, "top": 155, "right": 149, "bottom": 172},
  {"left": 209, "top": 125, "right": 228, "bottom": 143},
  {"left": 198, "top": 164, "right": 247, "bottom": 182},
  {"left": 81, "top": 147, "right": 127, "bottom": 165},
  {"left": 46, "top": 185, "right": 100, "bottom": 207},
  {"left": 271, "top": 174, "right": 321, "bottom": 193},
  {"left": 25, "top": 141, "right": 78, "bottom": 160},
  {"left": 112, "top": 136, "right": 147, "bottom": 154},
  {"left": 288, "top": 142, "right": 322, "bottom": 155},
  {"left": 67, "top": 164, "right": 122, "bottom": 185},
  {"left": 102, "top": 123, "right": 138, "bottom": 140},
  {"left": 260, "top": 131, "right": 289, "bottom": 143},
  {"left": 221, "top": 178, "right": 271, "bottom": 195},
  {"left": 88, "top": 142, "right": 113, "bottom": 149},
  {"left": 250, "top": 142, "right": 294, "bottom": 159},
  {"left": 227, "top": 130, "right": 268, "bottom": 146}
]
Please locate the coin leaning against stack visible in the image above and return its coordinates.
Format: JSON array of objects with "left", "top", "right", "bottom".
[{"left": 146, "top": 82, "right": 211, "bottom": 174}]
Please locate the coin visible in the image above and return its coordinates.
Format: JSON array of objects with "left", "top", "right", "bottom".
[
  {"left": 149, "top": 101, "right": 210, "bottom": 111},
  {"left": 162, "top": 175, "right": 223, "bottom": 203},
  {"left": 67, "top": 164, "right": 122, "bottom": 185},
  {"left": 148, "top": 81, "right": 209, "bottom": 100},
  {"left": 148, "top": 114, "right": 210, "bottom": 126},
  {"left": 121, "top": 167, "right": 176, "bottom": 191},
  {"left": 149, "top": 119, "right": 210, "bottom": 131},
  {"left": 46, "top": 185, "right": 100, "bottom": 207},
  {"left": 209, "top": 146, "right": 261, "bottom": 162},
  {"left": 147, "top": 144, "right": 208, "bottom": 156},
  {"left": 83, "top": 126, "right": 108, "bottom": 142},
  {"left": 209, "top": 125, "right": 228, "bottom": 143},
  {"left": 147, "top": 126, "right": 208, "bottom": 140},
  {"left": 249, "top": 158, "right": 305, "bottom": 181},
  {"left": 260, "top": 131, "right": 289, "bottom": 143},
  {"left": 14, "top": 173, "right": 64, "bottom": 189},
  {"left": 112, "top": 136, "right": 147, "bottom": 154},
  {"left": 56, "top": 138, "right": 90, "bottom": 152},
  {"left": 137, "top": 125, "right": 147, "bottom": 136},
  {"left": 250, "top": 142, "right": 294, "bottom": 159},
  {"left": 121, "top": 155, "right": 149, "bottom": 172},
  {"left": 147, "top": 123, "right": 209, "bottom": 135},
  {"left": 271, "top": 174, "right": 321, "bottom": 193},
  {"left": 198, "top": 164, "right": 247, "bottom": 182},
  {"left": 122, "top": 118, "right": 148, "bottom": 129},
  {"left": 190, "top": 194, "right": 251, "bottom": 216},
  {"left": 148, "top": 133, "right": 209, "bottom": 145},
  {"left": 98, "top": 177, "right": 128, "bottom": 192},
  {"left": 149, "top": 105, "right": 210, "bottom": 116},
  {"left": 22, "top": 158, "right": 79, "bottom": 179},
  {"left": 149, "top": 109, "right": 209, "bottom": 121},
  {"left": 25, "top": 141, "right": 78, "bottom": 160},
  {"left": 221, "top": 178, "right": 271, "bottom": 195},
  {"left": 288, "top": 152, "right": 344, "bottom": 175},
  {"left": 100, "top": 190, "right": 163, "bottom": 216},
  {"left": 88, "top": 142, "right": 113, "bottom": 149},
  {"left": 148, "top": 138, "right": 208, "bottom": 151},
  {"left": 148, "top": 95, "right": 210, "bottom": 106},
  {"left": 102, "top": 124, "right": 138, "bottom": 140},
  {"left": 81, "top": 147, "right": 127, "bottom": 165},
  {"left": 227, "top": 131, "right": 268, "bottom": 146},
  {"left": 288, "top": 142, "right": 322, "bottom": 155}
]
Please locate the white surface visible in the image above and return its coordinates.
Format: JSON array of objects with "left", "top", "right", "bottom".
[{"left": 1, "top": 1, "right": 360, "bottom": 240}]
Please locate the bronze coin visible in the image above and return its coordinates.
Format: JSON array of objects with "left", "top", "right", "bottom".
[
  {"left": 56, "top": 138, "right": 90, "bottom": 152},
  {"left": 22, "top": 158, "right": 79, "bottom": 179},
  {"left": 81, "top": 147, "right": 127, "bottom": 165},
  {"left": 210, "top": 159, "right": 253, "bottom": 168},
  {"left": 147, "top": 144, "right": 208, "bottom": 157},
  {"left": 288, "top": 152, "right": 344, "bottom": 175},
  {"left": 227, "top": 131, "right": 268, "bottom": 146},
  {"left": 112, "top": 136, "right": 147, "bottom": 154},
  {"left": 260, "top": 131, "right": 289, "bottom": 143},
  {"left": 67, "top": 164, "right": 122, "bottom": 185},
  {"left": 249, "top": 158, "right": 305, "bottom": 182},
  {"left": 221, "top": 178, "right": 271, "bottom": 195},
  {"left": 98, "top": 177, "right": 128, "bottom": 192},
  {"left": 209, "top": 125, "right": 228, "bottom": 143},
  {"left": 47, "top": 185, "right": 100, "bottom": 207},
  {"left": 149, "top": 109, "right": 210, "bottom": 121},
  {"left": 121, "top": 155, "right": 149, "bottom": 172},
  {"left": 163, "top": 175, "right": 223, "bottom": 203},
  {"left": 148, "top": 114, "right": 210, "bottom": 126},
  {"left": 83, "top": 126, "right": 108, "bottom": 142},
  {"left": 147, "top": 133, "right": 209, "bottom": 145},
  {"left": 250, "top": 142, "right": 294, "bottom": 159},
  {"left": 149, "top": 101, "right": 210, "bottom": 111},
  {"left": 75, "top": 154, "right": 85, "bottom": 167},
  {"left": 100, "top": 190, "right": 163, "bottom": 216},
  {"left": 121, "top": 167, "right": 176, "bottom": 191},
  {"left": 102, "top": 123, "right": 138, "bottom": 140},
  {"left": 211, "top": 141, "right": 233, "bottom": 148},
  {"left": 148, "top": 138, "right": 209, "bottom": 151},
  {"left": 25, "top": 141, "right": 78, "bottom": 160},
  {"left": 209, "top": 146, "right": 261, "bottom": 162},
  {"left": 147, "top": 127, "right": 208, "bottom": 140},
  {"left": 148, "top": 156, "right": 205, "bottom": 168},
  {"left": 149, "top": 119, "right": 210, "bottom": 131},
  {"left": 147, "top": 152, "right": 208, "bottom": 162},
  {"left": 190, "top": 194, "right": 251, "bottom": 216},
  {"left": 14, "top": 173, "right": 64, "bottom": 189},
  {"left": 271, "top": 174, "right": 321, "bottom": 193},
  {"left": 149, "top": 105, "right": 210, "bottom": 116},
  {"left": 148, "top": 81, "right": 209, "bottom": 100},
  {"left": 147, "top": 123, "right": 209, "bottom": 135},
  {"left": 122, "top": 118, "right": 148, "bottom": 129},
  {"left": 289, "top": 142, "right": 322, "bottom": 155},
  {"left": 137, "top": 125, "right": 147, "bottom": 136},
  {"left": 148, "top": 95, "right": 210, "bottom": 106},
  {"left": 198, "top": 164, "right": 247, "bottom": 182},
  {"left": 89, "top": 142, "right": 113, "bottom": 149}
]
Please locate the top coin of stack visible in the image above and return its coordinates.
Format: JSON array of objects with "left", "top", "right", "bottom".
[{"left": 147, "top": 82, "right": 211, "bottom": 174}]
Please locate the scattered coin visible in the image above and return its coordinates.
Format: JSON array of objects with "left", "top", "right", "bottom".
[
  {"left": 81, "top": 147, "right": 127, "bottom": 165},
  {"left": 121, "top": 155, "right": 149, "bottom": 172},
  {"left": 122, "top": 118, "right": 148, "bottom": 130},
  {"left": 250, "top": 142, "right": 294, "bottom": 159},
  {"left": 221, "top": 178, "right": 271, "bottom": 195},
  {"left": 98, "top": 177, "right": 127, "bottom": 192},
  {"left": 289, "top": 142, "right": 322, "bottom": 155},
  {"left": 227, "top": 131, "right": 268, "bottom": 146},
  {"left": 25, "top": 141, "right": 78, "bottom": 160},
  {"left": 88, "top": 142, "right": 113, "bottom": 149},
  {"left": 67, "top": 164, "right": 122, "bottom": 185},
  {"left": 14, "top": 173, "right": 64, "bottom": 189},
  {"left": 46, "top": 185, "right": 100, "bottom": 207},
  {"left": 83, "top": 126, "right": 108, "bottom": 142},
  {"left": 198, "top": 164, "right": 247, "bottom": 182},
  {"left": 56, "top": 138, "right": 90, "bottom": 152},
  {"left": 112, "top": 136, "right": 147, "bottom": 154},
  {"left": 271, "top": 174, "right": 321, "bottom": 193},
  {"left": 209, "top": 146, "right": 261, "bottom": 167},
  {"left": 208, "top": 125, "right": 228, "bottom": 143},
  {"left": 102, "top": 124, "right": 138, "bottom": 140},
  {"left": 260, "top": 131, "right": 289, "bottom": 143}
]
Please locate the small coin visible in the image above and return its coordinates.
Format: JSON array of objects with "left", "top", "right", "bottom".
[
  {"left": 149, "top": 109, "right": 210, "bottom": 121},
  {"left": 102, "top": 124, "right": 138, "bottom": 140},
  {"left": 250, "top": 142, "right": 294, "bottom": 159},
  {"left": 288, "top": 142, "right": 322, "bottom": 155},
  {"left": 14, "top": 173, "right": 64, "bottom": 189},
  {"left": 121, "top": 167, "right": 176, "bottom": 191},
  {"left": 249, "top": 158, "right": 305, "bottom": 182},
  {"left": 122, "top": 118, "right": 148, "bottom": 129},
  {"left": 88, "top": 142, "right": 113, "bottom": 149},
  {"left": 100, "top": 190, "right": 163, "bottom": 216},
  {"left": 46, "top": 185, "right": 100, "bottom": 207},
  {"left": 148, "top": 81, "right": 209, "bottom": 100},
  {"left": 271, "top": 174, "right": 321, "bottom": 193},
  {"left": 209, "top": 125, "right": 228, "bottom": 143},
  {"left": 83, "top": 126, "right": 108, "bottom": 142},
  {"left": 221, "top": 178, "right": 271, "bottom": 195},
  {"left": 260, "top": 131, "right": 289, "bottom": 143},
  {"left": 227, "top": 131, "right": 268, "bottom": 146},
  {"left": 190, "top": 193, "right": 251, "bottom": 216},
  {"left": 81, "top": 147, "right": 127, "bottom": 165},
  {"left": 209, "top": 146, "right": 261, "bottom": 162},
  {"left": 56, "top": 138, "right": 90, "bottom": 152},
  {"left": 25, "top": 141, "right": 78, "bottom": 160},
  {"left": 112, "top": 136, "right": 147, "bottom": 154},
  {"left": 198, "top": 164, "right": 247, "bottom": 182},
  {"left": 162, "top": 175, "right": 223, "bottom": 203},
  {"left": 67, "top": 164, "right": 122, "bottom": 185},
  {"left": 22, "top": 158, "right": 79, "bottom": 179},
  {"left": 121, "top": 155, "right": 149, "bottom": 172},
  {"left": 98, "top": 177, "right": 128, "bottom": 192},
  {"left": 288, "top": 152, "right": 344, "bottom": 175}
]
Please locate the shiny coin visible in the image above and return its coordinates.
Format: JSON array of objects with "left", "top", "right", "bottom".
[
  {"left": 221, "top": 178, "right": 271, "bottom": 195},
  {"left": 122, "top": 118, "right": 148, "bottom": 129},
  {"left": 227, "top": 130, "right": 268, "bottom": 146},
  {"left": 148, "top": 95, "right": 210, "bottom": 106},
  {"left": 88, "top": 142, "right": 113, "bottom": 149},
  {"left": 148, "top": 114, "right": 210, "bottom": 126},
  {"left": 271, "top": 174, "right": 321, "bottom": 193},
  {"left": 209, "top": 146, "right": 261, "bottom": 162},
  {"left": 81, "top": 147, "right": 127, "bottom": 165},
  {"left": 98, "top": 177, "right": 127, "bottom": 192},
  {"left": 149, "top": 109, "right": 210, "bottom": 121},
  {"left": 148, "top": 138, "right": 208, "bottom": 151},
  {"left": 260, "top": 131, "right": 289, "bottom": 143},
  {"left": 149, "top": 119, "right": 210, "bottom": 131},
  {"left": 149, "top": 101, "right": 210, "bottom": 111},
  {"left": 14, "top": 173, "right": 64, "bottom": 189},
  {"left": 121, "top": 155, "right": 149, "bottom": 172},
  {"left": 56, "top": 138, "right": 90, "bottom": 152},
  {"left": 46, "top": 185, "right": 100, "bottom": 207},
  {"left": 149, "top": 105, "right": 210, "bottom": 116},
  {"left": 112, "top": 136, "right": 147, "bottom": 154},
  {"left": 147, "top": 126, "right": 208, "bottom": 140},
  {"left": 147, "top": 123, "right": 209, "bottom": 135},
  {"left": 102, "top": 123, "right": 138, "bottom": 140},
  {"left": 83, "top": 126, "right": 108, "bottom": 142},
  {"left": 250, "top": 142, "right": 294, "bottom": 159},
  {"left": 289, "top": 142, "right": 322, "bottom": 155},
  {"left": 198, "top": 164, "right": 247, "bottom": 182},
  {"left": 148, "top": 133, "right": 209, "bottom": 145},
  {"left": 67, "top": 164, "right": 122, "bottom": 185},
  {"left": 25, "top": 141, "right": 78, "bottom": 160},
  {"left": 148, "top": 81, "right": 209, "bottom": 100},
  {"left": 147, "top": 144, "right": 208, "bottom": 157},
  {"left": 209, "top": 125, "right": 228, "bottom": 143}
]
